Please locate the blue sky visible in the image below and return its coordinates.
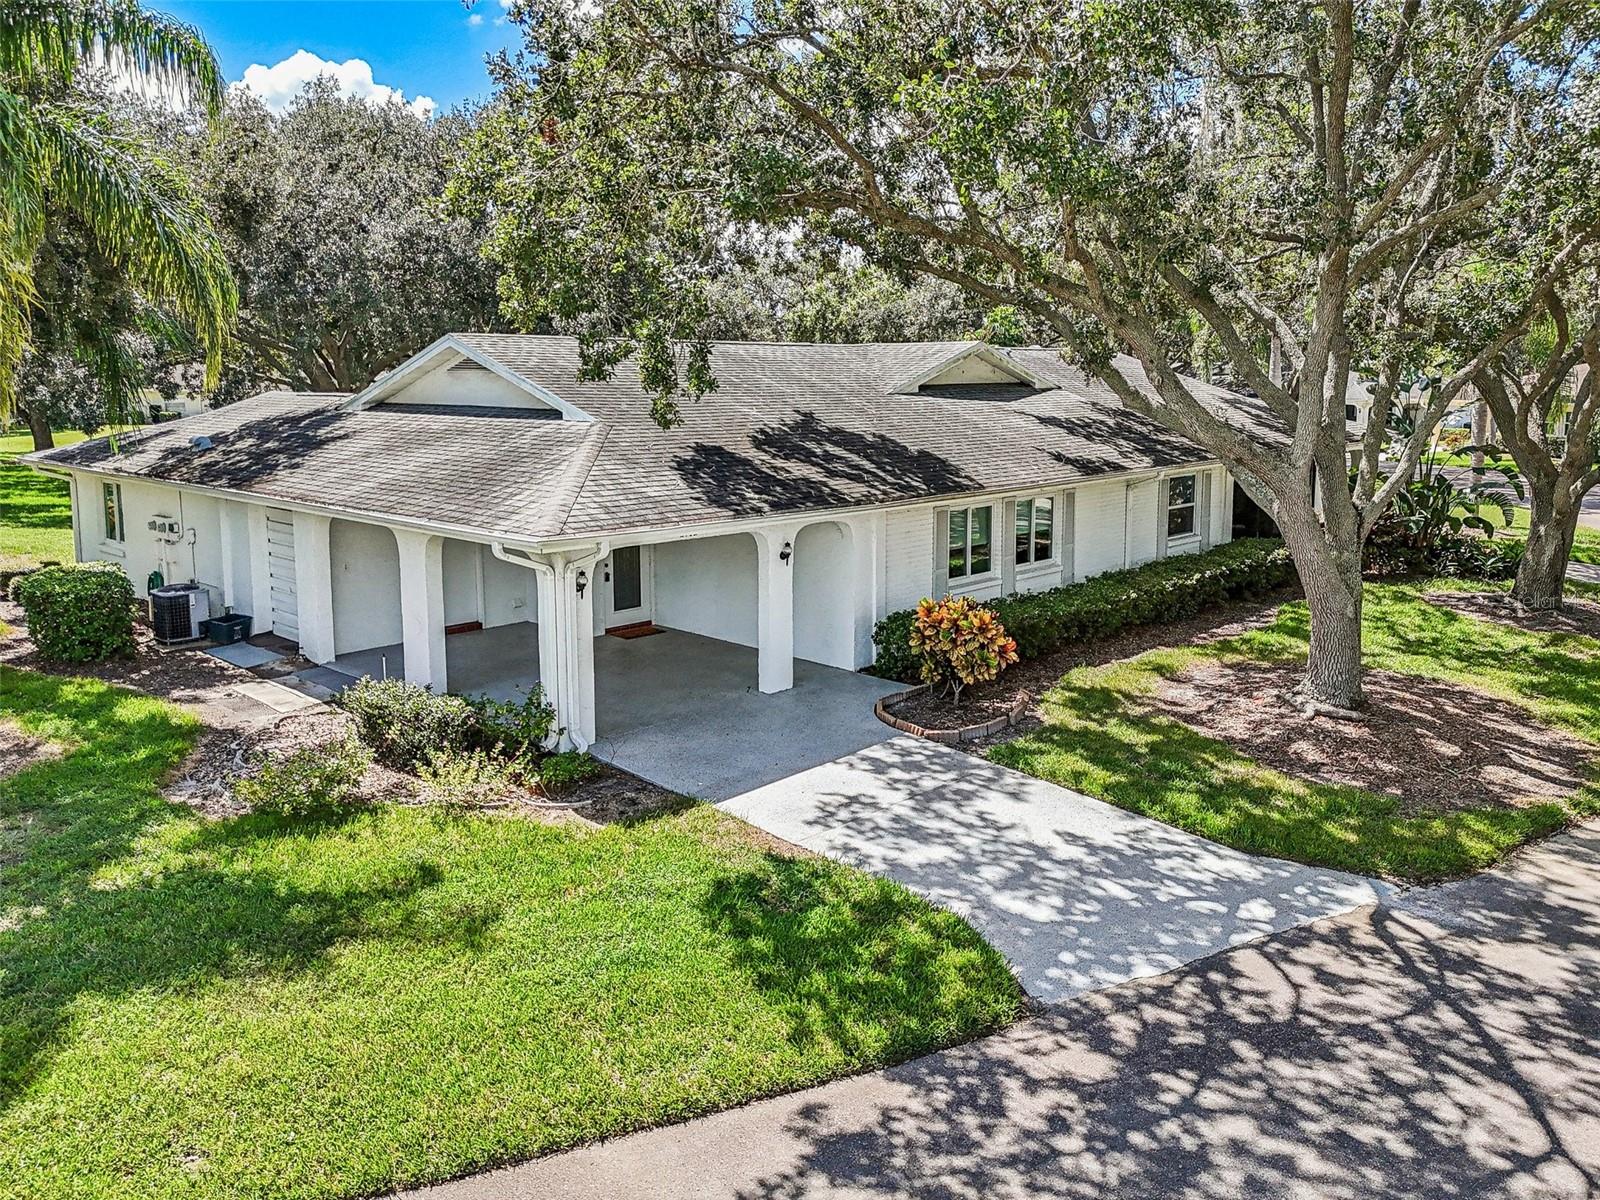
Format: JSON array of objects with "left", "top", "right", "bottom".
[{"left": 157, "top": 1, "right": 521, "bottom": 115}]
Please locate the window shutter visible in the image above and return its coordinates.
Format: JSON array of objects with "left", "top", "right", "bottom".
[
  {"left": 1058, "top": 491, "right": 1076, "bottom": 583},
  {"left": 1155, "top": 478, "right": 1169, "bottom": 560},
  {"left": 931, "top": 507, "right": 950, "bottom": 597},
  {"left": 1000, "top": 498, "right": 1018, "bottom": 595},
  {"left": 1199, "top": 471, "right": 1214, "bottom": 549}
]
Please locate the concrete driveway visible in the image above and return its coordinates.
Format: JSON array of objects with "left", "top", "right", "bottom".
[
  {"left": 400, "top": 822, "right": 1600, "bottom": 1200},
  {"left": 720, "top": 736, "right": 1386, "bottom": 1004}
]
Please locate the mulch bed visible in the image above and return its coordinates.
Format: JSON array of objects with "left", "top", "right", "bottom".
[
  {"left": 918, "top": 587, "right": 1301, "bottom": 745},
  {"left": 2, "top": 599, "right": 686, "bottom": 825},
  {"left": 1143, "top": 659, "right": 1592, "bottom": 816},
  {"left": 169, "top": 709, "right": 418, "bottom": 818},
  {"left": 883, "top": 685, "right": 1021, "bottom": 732},
  {"left": 1426, "top": 590, "right": 1600, "bottom": 640}
]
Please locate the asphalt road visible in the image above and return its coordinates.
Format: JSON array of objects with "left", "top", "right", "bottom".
[{"left": 402, "top": 824, "right": 1600, "bottom": 1200}]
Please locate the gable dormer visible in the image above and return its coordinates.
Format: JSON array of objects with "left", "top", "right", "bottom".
[
  {"left": 888, "top": 342, "right": 1047, "bottom": 394},
  {"left": 343, "top": 334, "right": 593, "bottom": 421}
]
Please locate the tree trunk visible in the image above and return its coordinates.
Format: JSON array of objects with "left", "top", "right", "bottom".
[
  {"left": 1277, "top": 501, "right": 1366, "bottom": 709},
  {"left": 1470, "top": 400, "right": 1490, "bottom": 469},
  {"left": 23, "top": 402, "right": 54, "bottom": 451},
  {"left": 1513, "top": 496, "right": 1578, "bottom": 612}
]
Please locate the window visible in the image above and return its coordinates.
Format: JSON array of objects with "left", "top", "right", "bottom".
[
  {"left": 947, "top": 505, "right": 993, "bottom": 579},
  {"left": 1345, "top": 404, "right": 1358, "bottom": 423},
  {"left": 102, "top": 482, "right": 125, "bottom": 543},
  {"left": 1166, "top": 474, "right": 1197, "bottom": 538},
  {"left": 1014, "top": 496, "right": 1054, "bottom": 565}
]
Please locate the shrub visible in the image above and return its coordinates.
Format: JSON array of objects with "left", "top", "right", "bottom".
[
  {"left": 870, "top": 538, "right": 1296, "bottom": 679},
  {"left": 473, "top": 686, "right": 559, "bottom": 765},
  {"left": 341, "top": 676, "right": 478, "bottom": 772},
  {"left": 908, "top": 596, "right": 1019, "bottom": 704},
  {"left": 234, "top": 737, "right": 371, "bottom": 816},
  {"left": 869, "top": 609, "right": 918, "bottom": 682},
  {"left": 537, "top": 750, "right": 603, "bottom": 795},
  {"left": 11, "top": 562, "right": 137, "bottom": 663},
  {"left": 417, "top": 746, "right": 514, "bottom": 809}
]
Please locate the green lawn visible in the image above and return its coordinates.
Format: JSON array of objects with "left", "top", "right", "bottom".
[
  {"left": 992, "top": 582, "right": 1600, "bottom": 882},
  {"left": 1, "top": 430, "right": 90, "bottom": 572},
  {"left": 1485, "top": 504, "right": 1600, "bottom": 566},
  {"left": 0, "top": 667, "right": 1020, "bottom": 1200}
]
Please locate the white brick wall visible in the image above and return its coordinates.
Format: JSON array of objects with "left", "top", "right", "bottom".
[
  {"left": 884, "top": 506, "right": 934, "bottom": 610},
  {"left": 1073, "top": 478, "right": 1130, "bottom": 578}
]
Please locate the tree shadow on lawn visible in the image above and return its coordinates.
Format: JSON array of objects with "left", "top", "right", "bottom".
[
  {"left": 994, "top": 668, "right": 1576, "bottom": 883},
  {"left": 0, "top": 672, "right": 472, "bottom": 1111},
  {"left": 701, "top": 855, "right": 1020, "bottom": 1063}
]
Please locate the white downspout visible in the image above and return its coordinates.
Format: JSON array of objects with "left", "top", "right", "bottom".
[{"left": 491, "top": 542, "right": 609, "bottom": 751}]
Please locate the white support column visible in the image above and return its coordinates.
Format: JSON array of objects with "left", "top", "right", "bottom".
[
  {"left": 218, "top": 500, "right": 238, "bottom": 608},
  {"left": 293, "top": 512, "right": 335, "bottom": 663},
  {"left": 395, "top": 528, "right": 447, "bottom": 692},
  {"left": 752, "top": 526, "right": 800, "bottom": 694},
  {"left": 560, "top": 554, "right": 600, "bottom": 748},
  {"left": 842, "top": 513, "right": 883, "bottom": 670}
]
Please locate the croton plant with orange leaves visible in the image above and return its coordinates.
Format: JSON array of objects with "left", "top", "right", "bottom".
[{"left": 908, "top": 596, "right": 1020, "bottom": 705}]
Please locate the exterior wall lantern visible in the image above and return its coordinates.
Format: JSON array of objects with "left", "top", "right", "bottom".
[
  {"left": 779, "top": 541, "right": 793, "bottom": 564},
  {"left": 575, "top": 569, "right": 588, "bottom": 598}
]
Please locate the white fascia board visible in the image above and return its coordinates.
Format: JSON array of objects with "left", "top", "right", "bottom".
[
  {"left": 888, "top": 343, "right": 1045, "bottom": 395},
  {"left": 344, "top": 334, "right": 595, "bottom": 423},
  {"left": 41, "top": 462, "right": 549, "bottom": 555}
]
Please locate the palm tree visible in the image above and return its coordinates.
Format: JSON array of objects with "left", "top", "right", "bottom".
[{"left": 0, "top": 0, "right": 236, "bottom": 424}]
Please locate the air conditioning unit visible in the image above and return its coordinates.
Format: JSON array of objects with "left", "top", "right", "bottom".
[
  {"left": 150, "top": 583, "right": 211, "bottom": 645},
  {"left": 147, "top": 515, "right": 183, "bottom": 543}
]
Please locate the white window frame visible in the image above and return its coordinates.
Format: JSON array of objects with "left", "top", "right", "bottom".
[
  {"left": 1013, "top": 495, "right": 1058, "bottom": 568},
  {"left": 947, "top": 503, "right": 997, "bottom": 582},
  {"left": 101, "top": 481, "right": 126, "bottom": 546},
  {"left": 1166, "top": 473, "right": 1199, "bottom": 542}
]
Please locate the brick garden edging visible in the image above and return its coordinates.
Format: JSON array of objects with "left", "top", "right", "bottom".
[{"left": 874, "top": 684, "right": 1032, "bottom": 745}]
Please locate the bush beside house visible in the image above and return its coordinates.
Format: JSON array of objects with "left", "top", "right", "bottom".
[
  {"left": 9, "top": 562, "right": 137, "bottom": 662},
  {"left": 871, "top": 538, "right": 1296, "bottom": 681}
]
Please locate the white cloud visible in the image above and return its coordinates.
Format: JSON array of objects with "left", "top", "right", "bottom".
[
  {"left": 234, "top": 50, "right": 436, "bottom": 119},
  {"left": 467, "top": 11, "right": 484, "bottom": 24}
]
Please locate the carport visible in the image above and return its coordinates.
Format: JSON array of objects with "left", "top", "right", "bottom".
[{"left": 331, "top": 621, "right": 901, "bottom": 800}]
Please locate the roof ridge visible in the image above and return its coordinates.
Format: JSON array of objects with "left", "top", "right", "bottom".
[{"left": 549, "top": 421, "right": 613, "bottom": 537}]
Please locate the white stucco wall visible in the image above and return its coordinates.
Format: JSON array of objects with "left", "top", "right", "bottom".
[
  {"left": 482, "top": 549, "right": 537, "bottom": 627},
  {"left": 653, "top": 531, "right": 757, "bottom": 647},
  {"left": 330, "top": 519, "right": 401, "bottom": 654},
  {"left": 793, "top": 520, "right": 854, "bottom": 668},
  {"left": 74, "top": 476, "right": 226, "bottom": 602},
  {"left": 442, "top": 538, "right": 481, "bottom": 626}
]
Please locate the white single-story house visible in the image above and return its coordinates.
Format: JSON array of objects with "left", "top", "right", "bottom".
[{"left": 26, "top": 335, "right": 1267, "bottom": 750}]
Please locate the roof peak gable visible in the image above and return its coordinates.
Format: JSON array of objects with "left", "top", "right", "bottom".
[{"left": 344, "top": 334, "right": 595, "bottom": 422}]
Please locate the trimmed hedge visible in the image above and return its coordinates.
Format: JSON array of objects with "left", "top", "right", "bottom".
[
  {"left": 870, "top": 538, "right": 1295, "bottom": 681},
  {"left": 10, "top": 562, "right": 137, "bottom": 663}
]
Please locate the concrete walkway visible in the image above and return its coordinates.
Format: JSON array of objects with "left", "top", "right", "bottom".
[
  {"left": 401, "top": 822, "right": 1600, "bottom": 1200},
  {"left": 721, "top": 736, "right": 1385, "bottom": 1003}
]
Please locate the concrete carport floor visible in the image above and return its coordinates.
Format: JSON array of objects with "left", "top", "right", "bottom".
[{"left": 329, "top": 624, "right": 905, "bottom": 800}]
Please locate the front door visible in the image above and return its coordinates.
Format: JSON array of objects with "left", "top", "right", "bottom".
[{"left": 603, "top": 544, "right": 653, "bottom": 628}]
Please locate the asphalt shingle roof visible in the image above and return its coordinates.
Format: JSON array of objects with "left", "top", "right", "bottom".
[{"left": 31, "top": 336, "right": 1273, "bottom": 542}]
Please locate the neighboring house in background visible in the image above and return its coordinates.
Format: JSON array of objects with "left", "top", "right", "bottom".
[{"left": 26, "top": 335, "right": 1262, "bottom": 749}]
